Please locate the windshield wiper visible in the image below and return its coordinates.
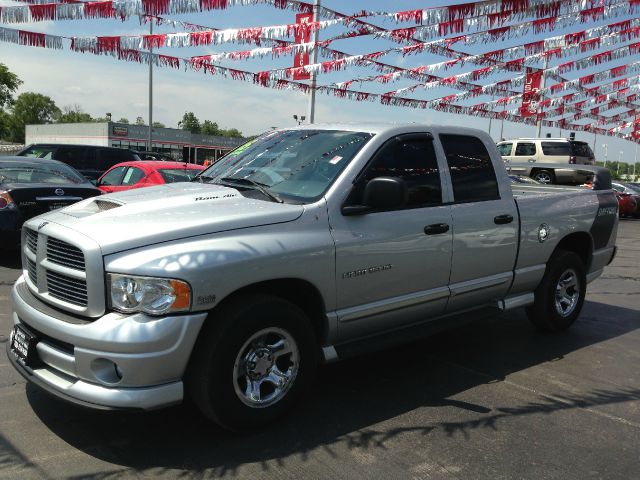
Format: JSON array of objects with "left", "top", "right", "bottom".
[{"left": 218, "top": 177, "right": 284, "bottom": 203}]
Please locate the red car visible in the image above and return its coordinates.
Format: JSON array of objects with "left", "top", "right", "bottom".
[
  {"left": 96, "top": 161, "right": 204, "bottom": 193},
  {"left": 615, "top": 191, "right": 637, "bottom": 218}
]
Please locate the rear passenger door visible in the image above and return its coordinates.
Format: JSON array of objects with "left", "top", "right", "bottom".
[{"left": 438, "top": 134, "right": 518, "bottom": 312}]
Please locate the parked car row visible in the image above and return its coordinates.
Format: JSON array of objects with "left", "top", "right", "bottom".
[
  {"left": 2, "top": 145, "right": 206, "bottom": 249},
  {"left": 612, "top": 182, "right": 640, "bottom": 218}
]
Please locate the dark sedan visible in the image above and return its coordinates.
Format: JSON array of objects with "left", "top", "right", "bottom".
[{"left": 0, "top": 157, "right": 101, "bottom": 249}]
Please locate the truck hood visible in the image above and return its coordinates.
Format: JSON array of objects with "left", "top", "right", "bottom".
[{"left": 41, "top": 183, "right": 304, "bottom": 254}]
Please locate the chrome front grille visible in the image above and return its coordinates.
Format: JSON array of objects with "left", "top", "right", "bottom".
[
  {"left": 46, "top": 271, "right": 88, "bottom": 307},
  {"left": 47, "top": 237, "right": 85, "bottom": 271},
  {"left": 26, "top": 258, "right": 37, "bottom": 286},
  {"left": 22, "top": 225, "right": 102, "bottom": 316},
  {"left": 25, "top": 229, "right": 38, "bottom": 254}
]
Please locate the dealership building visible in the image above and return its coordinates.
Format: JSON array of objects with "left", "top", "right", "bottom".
[{"left": 26, "top": 122, "right": 247, "bottom": 164}]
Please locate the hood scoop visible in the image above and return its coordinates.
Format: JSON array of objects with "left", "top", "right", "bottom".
[{"left": 63, "top": 198, "right": 123, "bottom": 218}]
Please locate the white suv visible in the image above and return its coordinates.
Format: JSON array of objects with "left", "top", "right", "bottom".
[{"left": 496, "top": 138, "right": 596, "bottom": 184}]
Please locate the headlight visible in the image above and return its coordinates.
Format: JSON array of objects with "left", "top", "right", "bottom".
[{"left": 107, "top": 274, "right": 191, "bottom": 315}]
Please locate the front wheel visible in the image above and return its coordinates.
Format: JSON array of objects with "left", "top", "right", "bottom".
[
  {"left": 526, "top": 250, "right": 586, "bottom": 332},
  {"left": 186, "top": 294, "right": 318, "bottom": 431}
]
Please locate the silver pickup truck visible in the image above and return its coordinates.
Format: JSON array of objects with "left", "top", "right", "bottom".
[{"left": 8, "top": 124, "right": 618, "bottom": 430}]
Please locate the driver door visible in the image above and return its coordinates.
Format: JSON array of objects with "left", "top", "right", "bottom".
[{"left": 329, "top": 133, "right": 453, "bottom": 342}]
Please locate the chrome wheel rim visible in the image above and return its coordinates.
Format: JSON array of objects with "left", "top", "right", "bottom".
[
  {"left": 554, "top": 268, "right": 580, "bottom": 317},
  {"left": 233, "top": 327, "right": 299, "bottom": 408},
  {"left": 534, "top": 172, "right": 552, "bottom": 184}
]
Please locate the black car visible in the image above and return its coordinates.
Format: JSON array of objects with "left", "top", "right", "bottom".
[
  {"left": 0, "top": 157, "right": 101, "bottom": 249},
  {"left": 17, "top": 144, "right": 141, "bottom": 180},
  {"left": 134, "top": 150, "right": 175, "bottom": 161}
]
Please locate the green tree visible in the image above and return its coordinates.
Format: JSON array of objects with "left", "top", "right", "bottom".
[
  {"left": 55, "top": 104, "right": 93, "bottom": 123},
  {"left": 152, "top": 121, "right": 165, "bottom": 128},
  {"left": 117, "top": 117, "right": 130, "bottom": 124},
  {"left": 8, "top": 92, "right": 60, "bottom": 142},
  {"left": 135, "top": 116, "right": 145, "bottom": 126},
  {"left": 180, "top": 112, "right": 201, "bottom": 134},
  {"left": 201, "top": 120, "right": 219, "bottom": 136},
  {"left": 0, "top": 63, "right": 21, "bottom": 110},
  {"left": 221, "top": 127, "right": 243, "bottom": 138}
]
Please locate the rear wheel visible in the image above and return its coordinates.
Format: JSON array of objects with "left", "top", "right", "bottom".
[
  {"left": 186, "top": 293, "right": 318, "bottom": 431},
  {"left": 526, "top": 250, "right": 586, "bottom": 332},
  {"left": 531, "top": 169, "right": 555, "bottom": 184}
]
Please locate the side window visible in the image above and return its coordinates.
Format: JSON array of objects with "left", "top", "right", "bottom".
[
  {"left": 541, "top": 142, "right": 571, "bottom": 156},
  {"left": 22, "top": 146, "right": 56, "bottom": 159},
  {"left": 515, "top": 142, "right": 537, "bottom": 156},
  {"left": 496, "top": 143, "right": 513, "bottom": 156},
  {"left": 99, "top": 166, "right": 127, "bottom": 186},
  {"left": 121, "top": 167, "right": 145, "bottom": 186},
  {"left": 55, "top": 147, "right": 85, "bottom": 169},
  {"left": 348, "top": 135, "right": 442, "bottom": 208},
  {"left": 440, "top": 134, "right": 500, "bottom": 203}
]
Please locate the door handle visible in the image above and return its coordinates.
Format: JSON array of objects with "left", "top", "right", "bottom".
[
  {"left": 424, "top": 223, "right": 450, "bottom": 235},
  {"left": 494, "top": 214, "right": 514, "bottom": 225}
]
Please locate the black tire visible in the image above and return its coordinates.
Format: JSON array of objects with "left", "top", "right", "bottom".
[
  {"left": 526, "top": 250, "right": 586, "bottom": 332},
  {"left": 531, "top": 169, "right": 555, "bottom": 184},
  {"left": 186, "top": 293, "right": 318, "bottom": 431}
]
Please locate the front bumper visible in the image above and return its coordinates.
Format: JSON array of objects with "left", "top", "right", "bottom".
[{"left": 9, "top": 276, "right": 208, "bottom": 410}]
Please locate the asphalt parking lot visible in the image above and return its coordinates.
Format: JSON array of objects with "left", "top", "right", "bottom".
[{"left": 0, "top": 220, "right": 638, "bottom": 480}]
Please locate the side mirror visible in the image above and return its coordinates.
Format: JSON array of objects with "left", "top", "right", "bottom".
[{"left": 342, "top": 176, "right": 407, "bottom": 216}]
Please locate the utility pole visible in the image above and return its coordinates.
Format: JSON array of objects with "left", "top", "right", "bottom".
[
  {"left": 603, "top": 143, "right": 608, "bottom": 167},
  {"left": 307, "top": 0, "right": 320, "bottom": 124},
  {"left": 535, "top": 56, "right": 548, "bottom": 138},
  {"left": 148, "top": 21, "right": 153, "bottom": 151},
  {"left": 488, "top": 93, "right": 494, "bottom": 139}
]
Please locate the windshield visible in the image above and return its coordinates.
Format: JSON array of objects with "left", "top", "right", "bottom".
[
  {"left": 197, "top": 129, "right": 374, "bottom": 202},
  {"left": 0, "top": 164, "right": 87, "bottom": 184}
]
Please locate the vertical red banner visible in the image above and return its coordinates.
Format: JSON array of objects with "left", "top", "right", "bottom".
[
  {"left": 632, "top": 115, "right": 640, "bottom": 141},
  {"left": 293, "top": 13, "right": 313, "bottom": 80},
  {"left": 521, "top": 67, "right": 543, "bottom": 117}
]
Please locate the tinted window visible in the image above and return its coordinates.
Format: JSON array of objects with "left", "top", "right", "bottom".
[
  {"left": 541, "top": 142, "right": 571, "bottom": 156},
  {"left": 158, "top": 169, "right": 201, "bottom": 183},
  {"left": 515, "top": 143, "right": 536, "bottom": 156},
  {"left": 0, "top": 163, "right": 86, "bottom": 184},
  {"left": 496, "top": 143, "right": 513, "bottom": 156},
  {"left": 99, "top": 166, "right": 126, "bottom": 186},
  {"left": 571, "top": 141, "right": 594, "bottom": 158},
  {"left": 55, "top": 147, "right": 86, "bottom": 169},
  {"left": 440, "top": 134, "right": 500, "bottom": 202},
  {"left": 121, "top": 167, "right": 145, "bottom": 186},
  {"left": 349, "top": 135, "right": 441, "bottom": 208}
]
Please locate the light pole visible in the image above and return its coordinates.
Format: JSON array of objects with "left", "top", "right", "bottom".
[
  {"left": 307, "top": 0, "right": 320, "bottom": 124},
  {"left": 293, "top": 114, "right": 306, "bottom": 125},
  {"left": 106, "top": 112, "right": 112, "bottom": 122},
  {"left": 603, "top": 143, "right": 608, "bottom": 167},
  {"left": 148, "top": 20, "right": 153, "bottom": 152},
  {"left": 617, "top": 151, "right": 622, "bottom": 177}
]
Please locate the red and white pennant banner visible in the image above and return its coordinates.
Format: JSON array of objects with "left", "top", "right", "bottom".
[{"left": 377, "top": 1, "right": 636, "bottom": 43}]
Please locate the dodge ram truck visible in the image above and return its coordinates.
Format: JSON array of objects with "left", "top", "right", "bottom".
[{"left": 8, "top": 124, "right": 618, "bottom": 430}]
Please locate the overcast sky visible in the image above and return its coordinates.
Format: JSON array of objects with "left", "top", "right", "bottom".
[{"left": 0, "top": 0, "right": 638, "bottom": 164}]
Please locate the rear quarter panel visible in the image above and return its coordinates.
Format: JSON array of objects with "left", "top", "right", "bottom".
[{"left": 511, "top": 188, "right": 617, "bottom": 295}]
